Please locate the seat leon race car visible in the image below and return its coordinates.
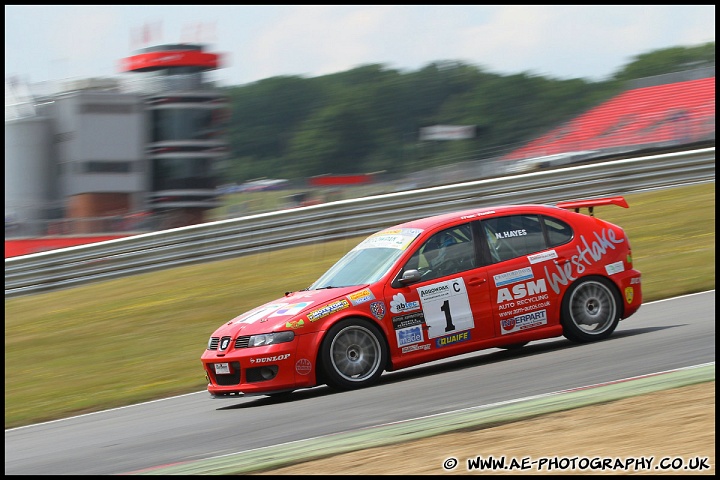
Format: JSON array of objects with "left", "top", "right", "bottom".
[{"left": 201, "top": 196, "right": 642, "bottom": 397}]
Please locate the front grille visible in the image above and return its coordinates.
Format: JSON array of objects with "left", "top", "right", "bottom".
[
  {"left": 208, "top": 336, "right": 251, "bottom": 350},
  {"left": 208, "top": 336, "right": 234, "bottom": 351}
]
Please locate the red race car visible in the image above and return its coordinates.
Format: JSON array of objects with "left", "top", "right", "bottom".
[{"left": 201, "top": 197, "right": 642, "bottom": 397}]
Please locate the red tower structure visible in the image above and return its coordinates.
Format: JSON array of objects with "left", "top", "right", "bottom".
[{"left": 120, "top": 43, "right": 229, "bottom": 227}]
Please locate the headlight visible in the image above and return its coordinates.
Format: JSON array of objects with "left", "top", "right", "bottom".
[{"left": 247, "top": 330, "right": 295, "bottom": 347}]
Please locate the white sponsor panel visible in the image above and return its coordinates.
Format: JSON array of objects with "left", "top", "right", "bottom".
[
  {"left": 493, "top": 267, "right": 534, "bottom": 287},
  {"left": 417, "top": 278, "right": 474, "bottom": 339},
  {"left": 269, "top": 302, "right": 313, "bottom": 317},
  {"left": 605, "top": 261, "right": 625, "bottom": 275},
  {"left": 234, "top": 303, "right": 287, "bottom": 324},
  {"left": 390, "top": 292, "right": 421, "bottom": 313},
  {"left": 500, "top": 309, "right": 548, "bottom": 335},
  {"left": 528, "top": 250, "right": 558, "bottom": 264},
  {"left": 396, "top": 325, "right": 424, "bottom": 347}
]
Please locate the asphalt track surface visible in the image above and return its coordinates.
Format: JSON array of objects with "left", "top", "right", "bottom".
[{"left": 4, "top": 291, "right": 715, "bottom": 475}]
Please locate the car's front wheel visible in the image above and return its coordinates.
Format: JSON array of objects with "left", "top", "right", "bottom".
[
  {"left": 320, "top": 319, "right": 388, "bottom": 390},
  {"left": 561, "top": 276, "right": 621, "bottom": 343}
]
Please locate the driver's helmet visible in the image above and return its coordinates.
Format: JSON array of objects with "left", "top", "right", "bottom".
[{"left": 425, "top": 231, "right": 457, "bottom": 266}]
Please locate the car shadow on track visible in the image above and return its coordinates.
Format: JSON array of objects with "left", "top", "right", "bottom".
[{"left": 216, "top": 325, "right": 681, "bottom": 409}]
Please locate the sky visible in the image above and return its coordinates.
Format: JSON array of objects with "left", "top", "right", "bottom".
[{"left": 4, "top": 5, "right": 716, "bottom": 89}]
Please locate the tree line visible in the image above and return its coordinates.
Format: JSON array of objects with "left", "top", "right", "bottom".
[{"left": 220, "top": 42, "right": 714, "bottom": 184}]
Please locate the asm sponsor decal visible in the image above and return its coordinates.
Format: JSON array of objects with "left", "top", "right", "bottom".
[
  {"left": 390, "top": 293, "right": 420, "bottom": 313},
  {"left": 500, "top": 309, "right": 548, "bottom": 334},
  {"left": 250, "top": 353, "right": 291, "bottom": 364},
  {"left": 493, "top": 267, "right": 534, "bottom": 287},
  {"left": 307, "top": 299, "right": 350, "bottom": 322},
  {"left": 497, "top": 279, "right": 548, "bottom": 303},
  {"left": 605, "top": 261, "right": 625, "bottom": 275},
  {"left": 543, "top": 228, "right": 625, "bottom": 294},
  {"left": 528, "top": 250, "right": 558, "bottom": 264},
  {"left": 348, "top": 288, "right": 375, "bottom": 305},
  {"left": 396, "top": 325, "right": 424, "bottom": 347},
  {"left": 625, "top": 287, "right": 634, "bottom": 303},
  {"left": 285, "top": 319, "right": 305, "bottom": 329},
  {"left": 295, "top": 358, "right": 312, "bottom": 375},
  {"left": 436, "top": 330, "right": 470, "bottom": 347},
  {"left": 369, "top": 301, "right": 386, "bottom": 320},
  {"left": 401, "top": 343, "right": 431, "bottom": 354},
  {"left": 392, "top": 311, "right": 425, "bottom": 330}
]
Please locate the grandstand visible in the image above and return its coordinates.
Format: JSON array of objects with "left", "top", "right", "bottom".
[{"left": 504, "top": 69, "right": 715, "bottom": 169}]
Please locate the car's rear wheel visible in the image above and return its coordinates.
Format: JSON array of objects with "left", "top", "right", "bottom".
[
  {"left": 561, "top": 276, "right": 621, "bottom": 343},
  {"left": 320, "top": 319, "right": 387, "bottom": 390}
]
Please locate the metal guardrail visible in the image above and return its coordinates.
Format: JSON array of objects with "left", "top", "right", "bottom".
[{"left": 5, "top": 147, "right": 715, "bottom": 298}]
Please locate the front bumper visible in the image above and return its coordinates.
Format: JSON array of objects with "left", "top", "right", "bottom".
[{"left": 201, "top": 337, "right": 317, "bottom": 396}]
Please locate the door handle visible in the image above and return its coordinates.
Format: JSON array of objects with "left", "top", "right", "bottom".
[
  {"left": 467, "top": 277, "right": 486, "bottom": 286},
  {"left": 554, "top": 257, "right": 570, "bottom": 265}
]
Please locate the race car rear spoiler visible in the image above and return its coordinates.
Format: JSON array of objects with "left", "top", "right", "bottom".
[{"left": 556, "top": 196, "right": 629, "bottom": 216}]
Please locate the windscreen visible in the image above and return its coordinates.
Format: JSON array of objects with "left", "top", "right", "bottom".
[{"left": 309, "top": 227, "right": 423, "bottom": 289}]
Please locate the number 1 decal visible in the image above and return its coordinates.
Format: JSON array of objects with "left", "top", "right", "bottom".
[
  {"left": 440, "top": 299, "right": 456, "bottom": 332},
  {"left": 417, "top": 278, "right": 474, "bottom": 339}
]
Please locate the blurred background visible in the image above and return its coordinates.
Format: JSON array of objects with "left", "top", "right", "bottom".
[{"left": 4, "top": 6, "right": 715, "bottom": 257}]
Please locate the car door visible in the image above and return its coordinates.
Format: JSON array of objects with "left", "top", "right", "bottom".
[
  {"left": 478, "top": 213, "right": 563, "bottom": 338},
  {"left": 384, "top": 222, "right": 493, "bottom": 364}
]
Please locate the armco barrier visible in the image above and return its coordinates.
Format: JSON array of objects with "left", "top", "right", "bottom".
[{"left": 4, "top": 147, "right": 715, "bottom": 297}]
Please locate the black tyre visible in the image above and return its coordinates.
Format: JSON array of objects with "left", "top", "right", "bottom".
[
  {"left": 320, "top": 319, "right": 388, "bottom": 390},
  {"left": 561, "top": 276, "right": 621, "bottom": 343}
]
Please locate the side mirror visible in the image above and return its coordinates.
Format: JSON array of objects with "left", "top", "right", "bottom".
[{"left": 399, "top": 269, "right": 422, "bottom": 285}]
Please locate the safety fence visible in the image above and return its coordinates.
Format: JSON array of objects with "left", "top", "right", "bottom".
[{"left": 5, "top": 147, "right": 715, "bottom": 297}]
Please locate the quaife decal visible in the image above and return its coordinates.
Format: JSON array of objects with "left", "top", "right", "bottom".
[
  {"left": 436, "top": 330, "right": 470, "bottom": 347},
  {"left": 307, "top": 299, "right": 350, "bottom": 322},
  {"left": 493, "top": 267, "right": 534, "bottom": 287},
  {"left": 418, "top": 278, "right": 474, "bottom": 339},
  {"left": 390, "top": 293, "right": 421, "bottom": 313},
  {"left": 396, "top": 325, "right": 424, "bottom": 347},
  {"left": 250, "top": 353, "right": 291, "bottom": 364},
  {"left": 500, "top": 309, "right": 548, "bottom": 334}
]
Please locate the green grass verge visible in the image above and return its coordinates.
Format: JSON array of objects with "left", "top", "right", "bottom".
[{"left": 4, "top": 182, "right": 715, "bottom": 429}]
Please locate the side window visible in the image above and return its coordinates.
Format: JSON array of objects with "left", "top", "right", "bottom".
[
  {"left": 404, "top": 223, "right": 475, "bottom": 281},
  {"left": 482, "top": 215, "right": 546, "bottom": 263},
  {"left": 542, "top": 215, "right": 573, "bottom": 246}
]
